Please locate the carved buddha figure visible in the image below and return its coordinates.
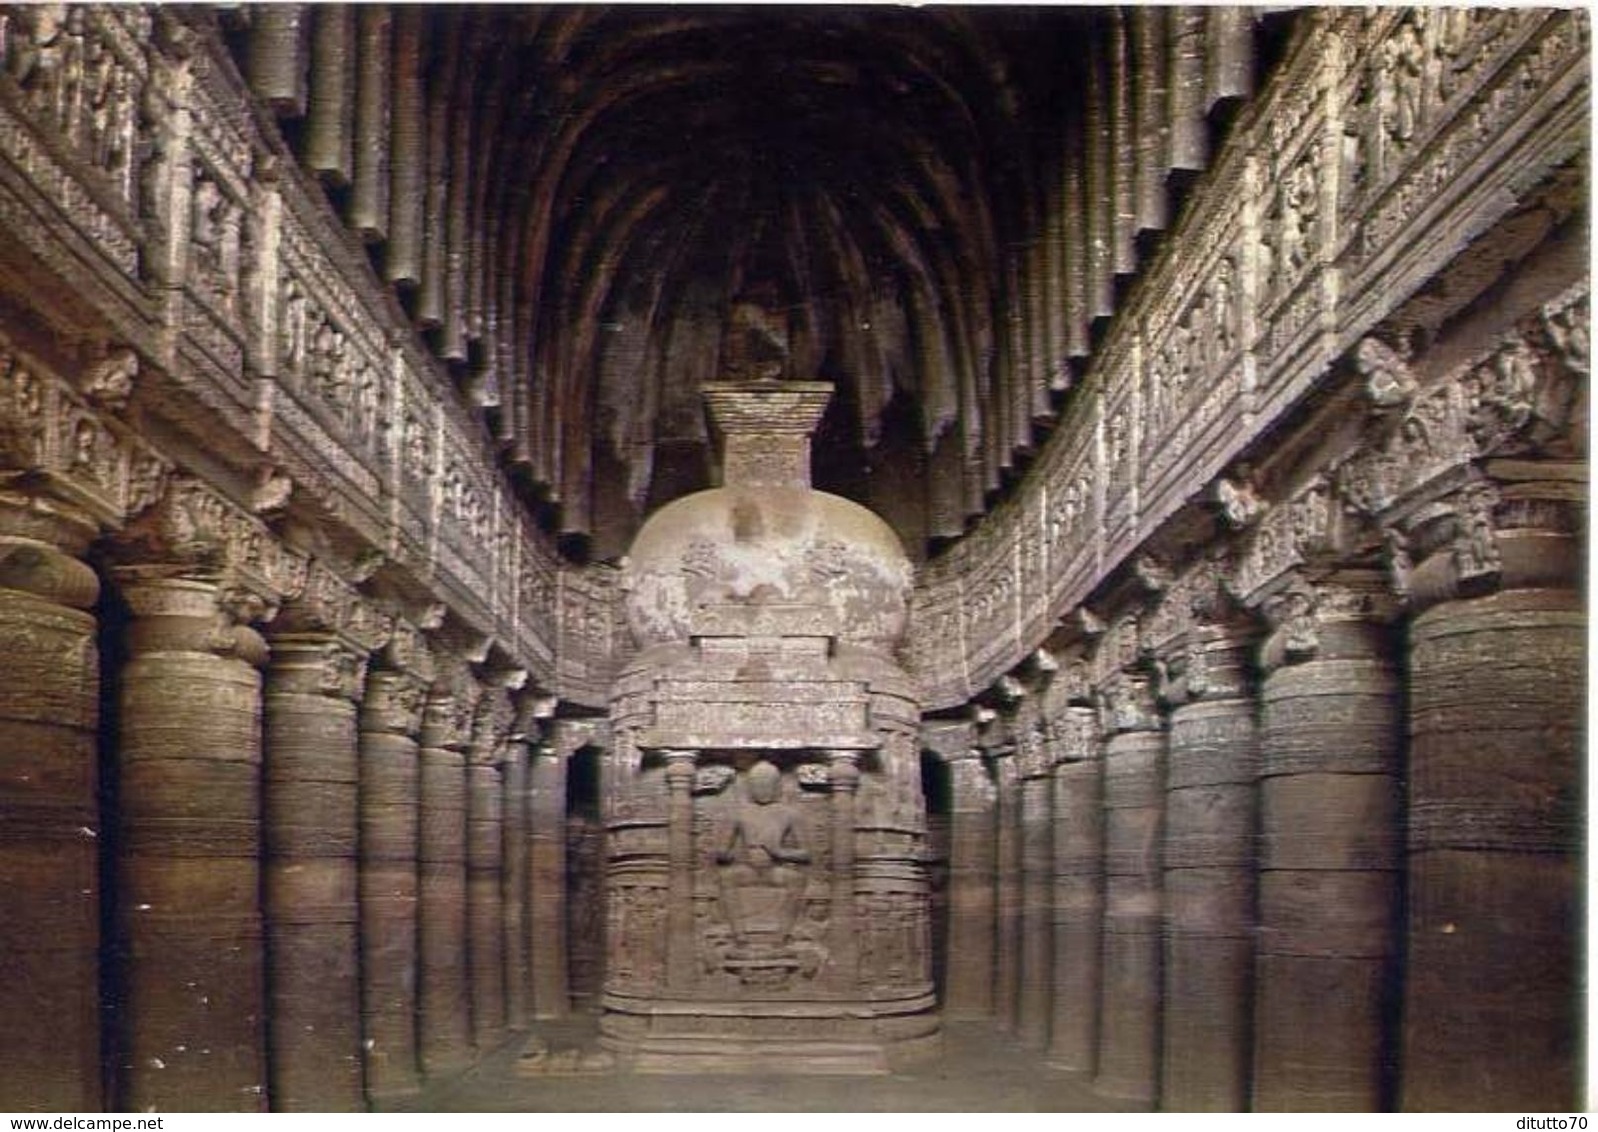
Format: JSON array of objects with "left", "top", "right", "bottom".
[{"left": 716, "top": 760, "right": 810, "bottom": 959}]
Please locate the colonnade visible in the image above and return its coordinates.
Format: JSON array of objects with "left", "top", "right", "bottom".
[
  {"left": 925, "top": 456, "right": 1582, "bottom": 1112},
  {"left": 0, "top": 484, "right": 587, "bottom": 1111}
]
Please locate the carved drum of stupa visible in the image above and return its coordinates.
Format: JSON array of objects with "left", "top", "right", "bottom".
[{"left": 601, "top": 380, "right": 939, "bottom": 1072}]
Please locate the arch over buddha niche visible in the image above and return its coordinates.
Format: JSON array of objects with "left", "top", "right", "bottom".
[{"left": 603, "top": 377, "right": 936, "bottom": 1073}]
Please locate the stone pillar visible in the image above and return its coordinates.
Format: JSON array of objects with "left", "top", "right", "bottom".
[
  {"left": 501, "top": 714, "right": 531, "bottom": 1032},
  {"left": 1159, "top": 623, "right": 1259, "bottom": 1112},
  {"left": 528, "top": 735, "right": 571, "bottom": 1019},
  {"left": 989, "top": 738, "right": 1021, "bottom": 1033},
  {"left": 417, "top": 669, "right": 476, "bottom": 1074},
  {"left": 358, "top": 666, "right": 426, "bottom": 1100},
  {"left": 0, "top": 499, "right": 103, "bottom": 1111},
  {"left": 663, "top": 748, "right": 698, "bottom": 990},
  {"left": 1252, "top": 576, "right": 1399, "bottom": 1111},
  {"left": 1094, "top": 670, "right": 1163, "bottom": 1105},
  {"left": 114, "top": 571, "right": 271, "bottom": 1111},
  {"left": 263, "top": 631, "right": 368, "bottom": 1111},
  {"left": 941, "top": 739, "right": 996, "bottom": 1019},
  {"left": 827, "top": 749, "right": 862, "bottom": 986},
  {"left": 466, "top": 691, "right": 510, "bottom": 1053},
  {"left": 1047, "top": 701, "right": 1101, "bottom": 1073},
  {"left": 1397, "top": 478, "right": 1581, "bottom": 1110},
  {"left": 1016, "top": 722, "right": 1053, "bottom": 1050}
]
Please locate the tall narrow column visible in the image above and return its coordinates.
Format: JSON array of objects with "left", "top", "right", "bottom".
[
  {"left": 1095, "top": 665, "right": 1163, "bottom": 1105},
  {"left": 501, "top": 714, "right": 531, "bottom": 1032},
  {"left": 1253, "top": 577, "right": 1399, "bottom": 1111},
  {"left": 466, "top": 693, "right": 509, "bottom": 1053},
  {"left": 941, "top": 740, "right": 996, "bottom": 1019},
  {"left": 1160, "top": 624, "right": 1258, "bottom": 1112},
  {"left": 114, "top": 571, "right": 271, "bottom": 1111},
  {"left": 528, "top": 736, "right": 571, "bottom": 1018},
  {"left": 263, "top": 631, "right": 367, "bottom": 1111},
  {"left": 358, "top": 666, "right": 426, "bottom": 1100},
  {"left": 1016, "top": 723, "right": 1053, "bottom": 1049},
  {"left": 417, "top": 670, "right": 475, "bottom": 1074},
  {"left": 1047, "top": 701, "right": 1102, "bottom": 1072},
  {"left": 990, "top": 739, "right": 1021, "bottom": 1032},
  {"left": 0, "top": 502, "right": 102, "bottom": 1111},
  {"left": 662, "top": 749, "right": 698, "bottom": 990},
  {"left": 827, "top": 750, "right": 862, "bottom": 986},
  {"left": 1398, "top": 479, "right": 1581, "bottom": 1110}
]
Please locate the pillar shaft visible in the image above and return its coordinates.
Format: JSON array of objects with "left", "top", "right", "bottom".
[
  {"left": 943, "top": 755, "right": 996, "bottom": 1019},
  {"left": 663, "top": 750, "right": 697, "bottom": 990},
  {"left": 0, "top": 518, "right": 102, "bottom": 1111},
  {"left": 1047, "top": 707, "right": 1101, "bottom": 1072},
  {"left": 528, "top": 747, "right": 570, "bottom": 1018},
  {"left": 263, "top": 635, "right": 366, "bottom": 1111},
  {"left": 115, "top": 574, "right": 270, "bottom": 1111},
  {"left": 358, "top": 670, "right": 423, "bottom": 1099},
  {"left": 991, "top": 752, "right": 1021, "bottom": 1032},
  {"left": 417, "top": 684, "right": 473, "bottom": 1073},
  {"left": 1017, "top": 771, "right": 1053, "bottom": 1048},
  {"left": 1161, "top": 633, "right": 1257, "bottom": 1111},
  {"left": 501, "top": 739, "right": 530, "bottom": 1031},
  {"left": 828, "top": 751, "right": 861, "bottom": 986},
  {"left": 1253, "top": 592, "right": 1399, "bottom": 1111},
  {"left": 1399, "top": 495, "right": 1581, "bottom": 1111},
  {"left": 1095, "top": 680, "right": 1163, "bottom": 1105},
  {"left": 467, "top": 753, "right": 506, "bottom": 1050}
]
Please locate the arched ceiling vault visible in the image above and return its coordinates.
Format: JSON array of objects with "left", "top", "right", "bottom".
[{"left": 230, "top": 4, "right": 1288, "bottom": 562}]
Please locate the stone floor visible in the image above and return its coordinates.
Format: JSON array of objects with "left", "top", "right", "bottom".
[{"left": 385, "top": 1014, "right": 1142, "bottom": 1112}]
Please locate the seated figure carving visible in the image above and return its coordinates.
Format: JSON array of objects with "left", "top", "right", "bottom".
[{"left": 714, "top": 760, "right": 811, "bottom": 982}]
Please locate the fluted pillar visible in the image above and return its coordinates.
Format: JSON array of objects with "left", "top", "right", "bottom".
[
  {"left": 358, "top": 666, "right": 426, "bottom": 1100},
  {"left": 1047, "top": 701, "right": 1101, "bottom": 1072},
  {"left": 114, "top": 571, "right": 271, "bottom": 1111},
  {"left": 0, "top": 499, "right": 102, "bottom": 1111},
  {"left": 1397, "top": 477, "right": 1581, "bottom": 1110},
  {"left": 1016, "top": 722, "right": 1053, "bottom": 1049},
  {"left": 263, "top": 631, "right": 368, "bottom": 1110},
  {"left": 466, "top": 691, "right": 510, "bottom": 1052},
  {"left": 942, "top": 741, "right": 996, "bottom": 1019},
  {"left": 990, "top": 738, "right": 1021, "bottom": 1033},
  {"left": 1160, "top": 624, "right": 1259, "bottom": 1112},
  {"left": 527, "top": 735, "right": 571, "bottom": 1018},
  {"left": 1094, "top": 670, "right": 1164, "bottom": 1105},
  {"left": 1252, "top": 576, "right": 1399, "bottom": 1111},
  {"left": 663, "top": 749, "right": 698, "bottom": 991},
  {"left": 417, "top": 669, "right": 476, "bottom": 1074}
]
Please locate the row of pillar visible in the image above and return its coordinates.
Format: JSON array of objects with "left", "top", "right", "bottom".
[
  {"left": 0, "top": 499, "right": 580, "bottom": 1112},
  {"left": 936, "top": 488, "right": 1579, "bottom": 1111}
]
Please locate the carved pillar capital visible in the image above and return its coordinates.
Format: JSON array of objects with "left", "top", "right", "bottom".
[
  {"left": 266, "top": 633, "right": 369, "bottom": 702},
  {"left": 826, "top": 749, "right": 861, "bottom": 792},
  {"left": 1258, "top": 570, "right": 1396, "bottom": 673},
  {"left": 114, "top": 572, "right": 271, "bottom": 666},
  {"left": 421, "top": 662, "right": 479, "bottom": 752},
  {"left": 361, "top": 668, "right": 427, "bottom": 737}
]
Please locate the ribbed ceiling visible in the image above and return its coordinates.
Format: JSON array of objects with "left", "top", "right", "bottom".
[{"left": 231, "top": 4, "right": 1283, "bottom": 561}]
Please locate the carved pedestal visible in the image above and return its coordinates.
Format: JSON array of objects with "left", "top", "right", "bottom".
[
  {"left": 417, "top": 678, "right": 473, "bottom": 1074},
  {"left": 1253, "top": 581, "right": 1399, "bottom": 1111},
  {"left": 944, "top": 752, "right": 997, "bottom": 1020},
  {"left": 263, "top": 634, "right": 366, "bottom": 1111},
  {"left": 1094, "top": 677, "right": 1163, "bottom": 1105},
  {"left": 115, "top": 574, "right": 270, "bottom": 1111},
  {"left": 1046, "top": 706, "right": 1101, "bottom": 1072},
  {"left": 358, "top": 669, "right": 424, "bottom": 1099},
  {"left": 0, "top": 508, "right": 102, "bottom": 1110},
  {"left": 1398, "top": 487, "right": 1581, "bottom": 1110},
  {"left": 1161, "top": 630, "right": 1257, "bottom": 1111}
]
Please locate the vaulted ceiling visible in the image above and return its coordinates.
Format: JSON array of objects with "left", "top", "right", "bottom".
[{"left": 226, "top": 5, "right": 1289, "bottom": 561}]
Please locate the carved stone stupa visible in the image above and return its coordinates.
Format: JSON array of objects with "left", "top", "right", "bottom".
[{"left": 602, "top": 379, "right": 938, "bottom": 1072}]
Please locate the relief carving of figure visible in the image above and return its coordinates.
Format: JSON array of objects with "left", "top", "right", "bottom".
[{"left": 714, "top": 760, "right": 811, "bottom": 979}]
